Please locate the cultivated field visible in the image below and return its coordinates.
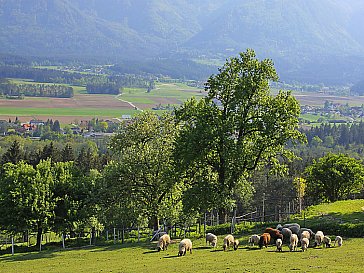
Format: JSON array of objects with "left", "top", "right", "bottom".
[
  {"left": 0, "top": 82, "right": 204, "bottom": 123},
  {"left": 0, "top": 237, "right": 363, "bottom": 273}
]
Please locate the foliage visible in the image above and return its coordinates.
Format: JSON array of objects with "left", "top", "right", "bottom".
[
  {"left": 304, "top": 153, "right": 364, "bottom": 203},
  {"left": 106, "top": 111, "right": 178, "bottom": 230},
  {"left": 175, "top": 49, "right": 304, "bottom": 211}
]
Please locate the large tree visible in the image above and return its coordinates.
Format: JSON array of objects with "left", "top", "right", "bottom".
[
  {"left": 304, "top": 153, "right": 364, "bottom": 203},
  {"left": 175, "top": 49, "right": 303, "bottom": 212},
  {"left": 107, "top": 111, "right": 178, "bottom": 230}
]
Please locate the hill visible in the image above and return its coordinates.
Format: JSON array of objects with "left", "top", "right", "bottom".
[{"left": 1, "top": 0, "right": 364, "bottom": 83}]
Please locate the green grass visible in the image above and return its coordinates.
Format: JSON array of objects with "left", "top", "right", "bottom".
[
  {"left": 0, "top": 237, "right": 363, "bottom": 272},
  {"left": 0, "top": 107, "right": 139, "bottom": 117},
  {"left": 120, "top": 83, "right": 205, "bottom": 105},
  {"left": 300, "top": 199, "right": 364, "bottom": 223}
]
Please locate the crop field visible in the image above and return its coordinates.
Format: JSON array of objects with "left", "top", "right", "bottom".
[
  {"left": 0, "top": 82, "right": 204, "bottom": 123},
  {"left": 0, "top": 237, "right": 363, "bottom": 273},
  {"left": 2, "top": 78, "right": 364, "bottom": 124}
]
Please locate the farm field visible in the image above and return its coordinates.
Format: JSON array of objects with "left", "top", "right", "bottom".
[
  {"left": 0, "top": 82, "right": 204, "bottom": 123},
  {"left": 0, "top": 237, "right": 363, "bottom": 273},
  {"left": 2, "top": 78, "right": 364, "bottom": 124}
]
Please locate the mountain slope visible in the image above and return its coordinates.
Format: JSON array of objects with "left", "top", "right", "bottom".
[{"left": 1, "top": 0, "right": 364, "bottom": 83}]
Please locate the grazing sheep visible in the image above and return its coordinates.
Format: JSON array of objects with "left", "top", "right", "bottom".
[
  {"left": 178, "top": 239, "right": 192, "bottom": 256},
  {"left": 234, "top": 239, "right": 239, "bottom": 250},
  {"left": 223, "top": 235, "right": 235, "bottom": 251},
  {"left": 287, "top": 225, "right": 300, "bottom": 237},
  {"left": 299, "top": 228, "right": 314, "bottom": 239},
  {"left": 282, "top": 223, "right": 300, "bottom": 230},
  {"left": 301, "top": 230, "right": 311, "bottom": 240},
  {"left": 264, "top": 228, "right": 284, "bottom": 243},
  {"left": 314, "top": 231, "right": 324, "bottom": 247},
  {"left": 334, "top": 236, "right": 343, "bottom": 247},
  {"left": 276, "top": 238, "right": 283, "bottom": 252},
  {"left": 248, "top": 234, "right": 260, "bottom": 246},
  {"left": 289, "top": 234, "right": 298, "bottom": 252},
  {"left": 323, "top": 236, "right": 331, "bottom": 248},
  {"left": 259, "top": 233, "right": 271, "bottom": 249},
  {"left": 280, "top": 228, "right": 292, "bottom": 243},
  {"left": 157, "top": 234, "right": 171, "bottom": 251},
  {"left": 206, "top": 233, "right": 218, "bottom": 247},
  {"left": 301, "top": 238, "right": 309, "bottom": 252}
]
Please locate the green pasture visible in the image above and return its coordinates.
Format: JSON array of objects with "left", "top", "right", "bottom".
[
  {"left": 0, "top": 107, "right": 138, "bottom": 117},
  {"left": 120, "top": 83, "right": 205, "bottom": 105},
  {"left": 0, "top": 237, "right": 362, "bottom": 273},
  {"left": 299, "top": 199, "right": 364, "bottom": 223}
]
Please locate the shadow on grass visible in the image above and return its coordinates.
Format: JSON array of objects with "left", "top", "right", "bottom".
[
  {"left": 143, "top": 250, "right": 160, "bottom": 254},
  {"left": 0, "top": 250, "right": 56, "bottom": 262},
  {"left": 163, "top": 255, "right": 180, "bottom": 259}
]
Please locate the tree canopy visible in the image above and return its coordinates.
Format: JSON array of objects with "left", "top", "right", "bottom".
[
  {"left": 304, "top": 153, "right": 364, "bottom": 203},
  {"left": 175, "top": 49, "right": 304, "bottom": 212}
]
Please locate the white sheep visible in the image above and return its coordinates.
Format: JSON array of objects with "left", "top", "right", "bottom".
[
  {"left": 276, "top": 238, "right": 283, "bottom": 252},
  {"left": 314, "top": 231, "right": 324, "bottom": 247},
  {"left": 178, "top": 238, "right": 192, "bottom": 256},
  {"left": 301, "top": 238, "right": 309, "bottom": 252},
  {"left": 301, "top": 230, "right": 311, "bottom": 240},
  {"left": 223, "top": 234, "right": 235, "bottom": 251},
  {"left": 323, "top": 236, "right": 331, "bottom": 248},
  {"left": 157, "top": 234, "right": 171, "bottom": 251},
  {"left": 334, "top": 236, "right": 343, "bottom": 247},
  {"left": 289, "top": 234, "right": 298, "bottom": 252},
  {"left": 233, "top": 239, "right": 239, "bottom": 250},
  {"left": 248, "top": 234, "right": 260, "bottom": 246},
  {"left": 206, "top": 233, "right": 218, "bottom": 247}
]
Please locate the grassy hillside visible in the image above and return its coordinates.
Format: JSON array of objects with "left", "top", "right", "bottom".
[{"left": 299, "top": 199, "right": 364, "bottom": 223}]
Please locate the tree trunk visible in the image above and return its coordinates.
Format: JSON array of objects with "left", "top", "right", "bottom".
[
  {"left": 150, "top": 215, "right": 159, "bottom": 231},
  {"left": 36, "top": 223, "right": 42, "bottom": 248}
]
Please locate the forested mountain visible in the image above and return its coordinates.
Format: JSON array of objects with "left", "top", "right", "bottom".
[{"left": 1, "top": 0, "right": 364, "bottom": 83}]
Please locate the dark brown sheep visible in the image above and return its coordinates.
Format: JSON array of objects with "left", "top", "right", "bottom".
[
  {"left": 264, "top": 228, "right": 283, "bottom": 243},
  {"left": 259, "top": 233, "right": 271, "bottom": 249}
]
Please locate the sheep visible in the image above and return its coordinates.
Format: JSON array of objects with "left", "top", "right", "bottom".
[
  {"left": 301, "top": 230, "right": 311, "bottom": 240},
  {"left": 234, "top": 239, "right": 240, "bottom": 250},
  {"left": 323, "top": 236, "right": 331, "bottom": 248},
  {"left": 299, "top": 228, "right": 314, "bottom": 239},
  {"left": 289, "top": 234, "right": 298, "bottom": 252},
  {"left": 276, "top": 238, "right": 283, "bottom": 252},
  {"left": 157, "top": 234, "right": 171, "bottom": 251},
  {"left": 206, "top": 233, "right": 218, "bottom": 247},
  {"left": 264, "top": 228, "right": 283, "bottom": 243},
  {"left": 282, "top": 223, "right": 300, "bottom": 230},
  {"left": 314, "top": 231, "right": 324, "bottom": 247},
  {"left": 178, "top": 238, "right": 192, "bottom": 256},
  {"left": 248, "top": 234, "right": 260, "bottom": 246},
  {"left": 334, "top": 236, "right": 343, "bottom": 247},
  {"left": 223, "top": 235, "right": 235, "bottom": 251},
  {"left": 301, "top": 238, "right": 309, "bottom": 252},
  {"left": 259, "top": 233, "right": 271, "bottom": 249},
  {"left": 287, "top": 225, "right": 300, "bottom": 237},
  {"left": 280, "top": 228, "right": 292, "bottom": 243}
]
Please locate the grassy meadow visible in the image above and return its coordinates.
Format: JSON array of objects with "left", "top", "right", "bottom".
[
  {"left": 0, "top": 237, "right": 363, "bottom": 273},
  {"left": 1, "top": 199, "right": 363, "bottom": 272}
]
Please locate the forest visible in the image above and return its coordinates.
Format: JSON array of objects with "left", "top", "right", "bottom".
[
  {"left": 1, "top": 50, "right": 363, "bottom": 250},
  {"left": 0, "top": 79, "right": 74, "bottom": 98}
]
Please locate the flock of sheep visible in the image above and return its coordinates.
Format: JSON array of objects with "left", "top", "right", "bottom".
[
  {"left": 251, "top": 223, "right": 343, "bottom": 252},
  {"left": 156, "top": 223, "right": 343, "bottom": 256}
]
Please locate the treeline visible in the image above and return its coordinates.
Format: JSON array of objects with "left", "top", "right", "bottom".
[
  {"left": 0, "top": 65, "right": 154, "bottom": 93},
  {"left": 304, "top": 122, "right": 364, "bottom": 147},
  {"left": 0, "top": 79, "right": 74, "bottom": 98},
  {"left": 111, "top": 59, "right": 217, "bottom": 81}
]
